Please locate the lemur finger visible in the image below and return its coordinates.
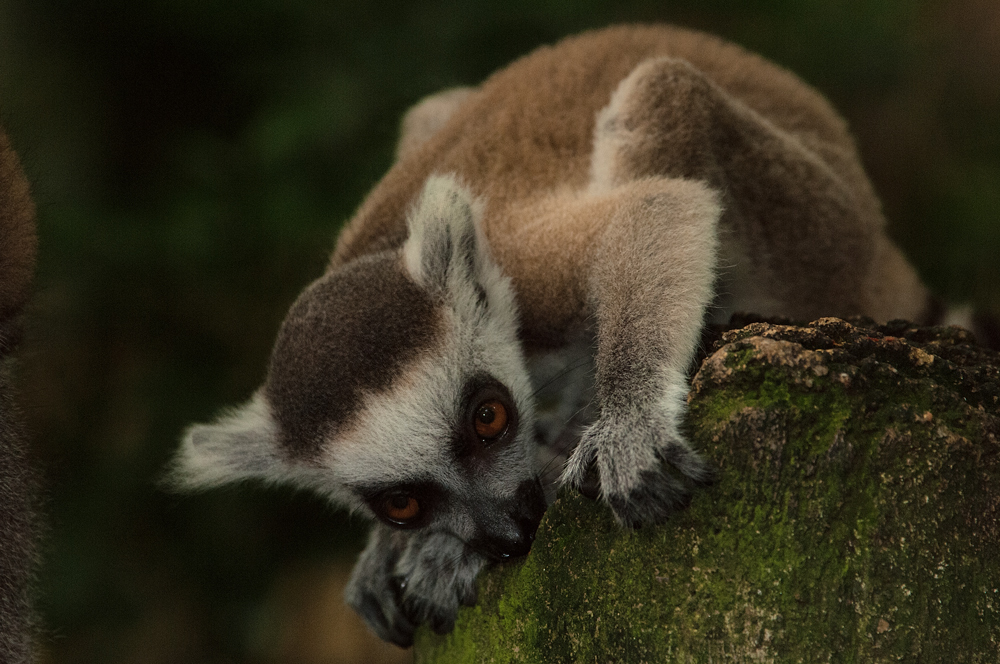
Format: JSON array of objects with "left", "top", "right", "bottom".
[
  {"left": 459, "top": 581, "right": 478, "bottom": 607},
  {"left": 656, "top": 443, "right": 716, "bottom": 486},
  {"left": 429, "top": 611, "right": 457, "bottom": 635},
  {"left": 400, "top": 590, "right": 460, "bottom": 634},
  {"left": 389, "top": 574, "right": 407, "bottom": 605},
  {"left": 352, "top": 589, "right": 416, "bottom": 648},
  {"left": 606, "top": 465, "right": 692, "bottom": 528},
  {"left": 384, "top": 617, "right": 417, "bottom": 648},
  {"left": 398, "top": 590, "right": 431, "bottom": 627},
  {"left": 558, "top": 436, "right": 599, "bottom": 488},
  {"left": 577, "top": 460, "right": 602, "bottom": 500}
]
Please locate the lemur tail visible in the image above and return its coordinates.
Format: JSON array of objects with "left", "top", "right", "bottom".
[{"left": 0, "top": 126, "right": 39, "bottom": 664}]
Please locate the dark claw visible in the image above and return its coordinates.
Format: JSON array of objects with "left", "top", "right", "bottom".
[
  {"left": 654, "top": 443, "right": 715, "bottom": 486},
  {"left": 354, "top": 591, "right": 415, "bottom": 648},
  {"left": 694, "top": 464, "right": 719, "bottom": 487},
  {"left": 459, "top": 582, "right": 478, "bottom": 607},
  {"left": 430, "top": 613, "right": 456, "bottom": 635},
  {"left": 399, "top": 596, "right": 425, "bottom": 628},
  {"left": 385, "top": 624, "right": 415, "bottom": 649},
  {"left": 389, "top": 574, "right": 407, "bottom": 605},
  {"left": 607, "top": 465, "right": 692, "bottom": 528},
  {"left": 578, "top": 461, "right": 602, "bottom": 500}
]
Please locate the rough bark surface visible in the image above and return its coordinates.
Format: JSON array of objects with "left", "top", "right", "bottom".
[{"left": 414, "top": 317, "right": 1000, "bottom": 663}]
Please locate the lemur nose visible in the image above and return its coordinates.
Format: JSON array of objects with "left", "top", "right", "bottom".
[
  {"left": 487, "top": 510, "right": 540, "bottom": 560},
  {"left": 515, "top": 477, "right": 547, "bottom": 523},
  {"left": 473, "top": 478, "right": 548, "bottom": 561},
  {"left": 495, "top": 532, "right": 534, "bottom": 559},
  {"left": 502, "top": 478, "right": 546, "bottom": 557}
]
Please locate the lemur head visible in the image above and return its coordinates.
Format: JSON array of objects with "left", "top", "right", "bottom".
[{"left": 170, "top": 175, "right": 545, "bottom": 561}]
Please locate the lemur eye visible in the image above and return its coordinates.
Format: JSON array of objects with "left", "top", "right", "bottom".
[
  {"left": 474, "top": 400, "right": 508, "bottom": 440},
  {"left": 383, "top": 493, "right": 420, "bottom": 523}
]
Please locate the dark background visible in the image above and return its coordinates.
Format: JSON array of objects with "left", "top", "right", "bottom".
[{"left": 1, "top": 1, "right": 998, "bottom": 662}]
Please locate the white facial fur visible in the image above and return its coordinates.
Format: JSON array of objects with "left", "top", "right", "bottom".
[{"left": 331, "top": 175, "right": 539, "bottom": 537}]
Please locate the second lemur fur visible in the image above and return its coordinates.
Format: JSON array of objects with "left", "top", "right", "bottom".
[{"left": 0, "top": 127, "right": 41, "bottom": 664}]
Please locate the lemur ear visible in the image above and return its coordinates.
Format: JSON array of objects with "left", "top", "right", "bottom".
[
  {"left": 167, "top": 392, "right": 285, "bottom": 491},
  {"left": 402, "top": 174, "right": 488, "bottom": 296}
]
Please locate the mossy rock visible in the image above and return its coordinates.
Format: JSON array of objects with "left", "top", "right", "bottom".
[{"left": 414, "top": 318, "right": 1000, "bottom": 663}]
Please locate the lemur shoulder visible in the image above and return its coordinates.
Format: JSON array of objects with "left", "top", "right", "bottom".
[{"left": 173, "top": 24, "right": 943, "bottom": 646}]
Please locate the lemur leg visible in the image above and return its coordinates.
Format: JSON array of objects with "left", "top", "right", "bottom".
[
  {"left": 564, "top": 55, "right": 926, "bottom": 527},
  {"left": 559, "top": 178, "right": 722, "bottom": 526},
  {"left": 345, "top": 524, "right": 484, "bottom": 646},
  {"left": 591, "top": 56, "right": 928, "bottom": 322}
]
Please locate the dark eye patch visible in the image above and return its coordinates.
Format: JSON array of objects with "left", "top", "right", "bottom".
[{"left": 451, "top": 374, "right": 519, "bottom": 460}]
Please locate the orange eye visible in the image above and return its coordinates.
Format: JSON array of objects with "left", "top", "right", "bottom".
[
  {"left": 384, "top": 494, "right": 420, "bottom": 522},
  {"left": 474, "top": 400, "right": 508, "bottom": 440}
]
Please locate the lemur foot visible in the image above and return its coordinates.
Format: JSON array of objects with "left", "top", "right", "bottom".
[
  {"left": 560, "top": 413, "right": 714, "bottom": 527},
  {"left": 345, "top": 526, "right": 484, "bottom": 646}
]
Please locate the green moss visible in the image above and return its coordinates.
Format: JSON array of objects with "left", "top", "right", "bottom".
[{"left": 416, "top": 322, "right": 1000, "bottom": 662}]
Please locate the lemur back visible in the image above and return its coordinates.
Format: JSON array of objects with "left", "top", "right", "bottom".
[{"left": 333, "top": 24, "right": 929, "bottom": 348}]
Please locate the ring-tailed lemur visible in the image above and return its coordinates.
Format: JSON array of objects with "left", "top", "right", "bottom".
[
  {"left": 1, "top": 127, "right": 40, "bottom": 664},
  {"left": 171, "top": 25, "right": 941, "bottom": 646}
]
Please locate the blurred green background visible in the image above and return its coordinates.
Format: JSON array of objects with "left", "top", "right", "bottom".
[{"left": 1, "top": 0, "right": 998, "bottom": 662}]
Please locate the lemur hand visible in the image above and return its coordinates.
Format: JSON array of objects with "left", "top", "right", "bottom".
[
  {"left": 560, "top": 408, "right": 713, "bottom": 527},
  {"left": 345, "top": 525, "right": 484, "bottom": 646}
]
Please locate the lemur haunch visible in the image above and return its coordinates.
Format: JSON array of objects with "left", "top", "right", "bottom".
[{"left": 172, "top": 25, "right": 935, "bottom": 646}]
